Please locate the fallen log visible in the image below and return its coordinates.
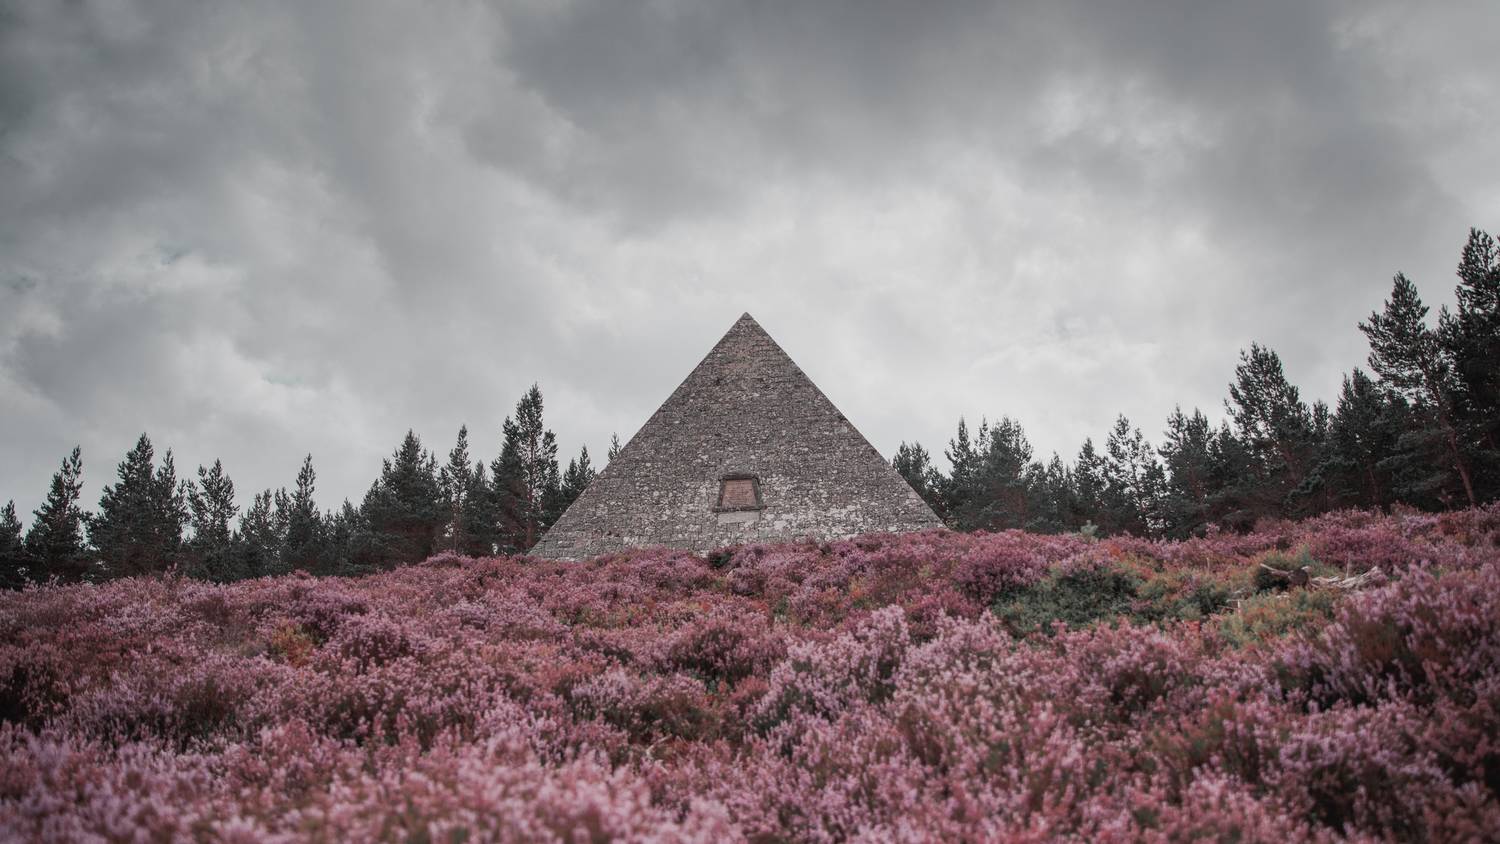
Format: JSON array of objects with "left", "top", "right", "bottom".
[{"left": 1258, "top": 563, "right": 1382, "bottom": 591}]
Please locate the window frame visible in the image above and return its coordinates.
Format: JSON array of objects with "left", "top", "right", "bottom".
[{"left": 714, "top": 473, "right": 764, "bottom": 512}]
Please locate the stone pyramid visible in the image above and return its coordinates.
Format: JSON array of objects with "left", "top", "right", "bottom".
[{"left": 531, "top": 313, "right": 943, "bottom": 559}]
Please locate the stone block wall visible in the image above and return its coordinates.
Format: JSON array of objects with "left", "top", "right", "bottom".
[{"left": 531, "top": 313, "right": 942, "bottom": 560}]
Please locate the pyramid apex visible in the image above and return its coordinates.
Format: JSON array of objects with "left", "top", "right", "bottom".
[{"left": 724, "top": 311, "right": 767, "bottom": 338}]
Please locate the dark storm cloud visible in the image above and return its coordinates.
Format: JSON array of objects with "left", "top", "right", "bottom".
[{"left": 2, "top": 0, "right": 1497, "bottom": 518}]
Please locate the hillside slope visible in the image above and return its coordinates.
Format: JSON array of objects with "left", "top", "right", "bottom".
[{"left": 3, "top": 507, "right": 1499, "bottom": 841}]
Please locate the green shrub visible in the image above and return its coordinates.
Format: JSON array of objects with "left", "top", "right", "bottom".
[
  {"left": 994, "top": 560, "right": 1252, "bottom": 635},
  {"left": 1134, "top": 569, "right": 1245, "bottom": 623},
  {"left": 993, "top": 565, "right": 1142, "bottom": 635}
]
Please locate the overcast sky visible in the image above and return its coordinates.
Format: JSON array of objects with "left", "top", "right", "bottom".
[{"left": 3, "top": 0, "right": 1498, "bottom": 519}]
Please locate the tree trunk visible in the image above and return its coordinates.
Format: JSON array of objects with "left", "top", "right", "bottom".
[{"left": 1449, "top": 426, "right": 1478, "bottom": 507}]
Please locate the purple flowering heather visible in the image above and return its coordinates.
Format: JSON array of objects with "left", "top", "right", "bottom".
[{"left": 2, "top": 506, "right": 1498, "bottom": 841}]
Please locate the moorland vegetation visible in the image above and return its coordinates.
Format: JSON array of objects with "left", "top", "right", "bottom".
[{"left": 3, "top": 506, "right": 1498, "bottom": 840}]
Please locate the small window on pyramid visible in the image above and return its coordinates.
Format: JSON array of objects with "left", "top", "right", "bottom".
[{"left": 716, "top": 475, "right": 762, "bottom": 510}]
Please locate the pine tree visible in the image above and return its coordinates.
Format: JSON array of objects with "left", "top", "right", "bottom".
[
  {"left": 491, "top": 430, "right": 525, "bottom": 551},
  {"left": 235, "top": 489, "right": 282, "bottom": 580},
  {"left": 607, "top": 433, "right": 623, "bottom": 463},
  {"left": 272, "top": 488, "right": 292, "bottom": 542},
  {"left": 1299, "top": 399, "right": 1335, "bottom": 514},
  {"left": 361, "top": 430, "right": 445, "bottom": 567},
  {"left": 91, "top": 434, "right": 189, "bottom": 577},
  {"left": 959, "top": 417, "right": 1036, "bottom": 532},
  {"left": 1, "top": 501, "right": 28, "bottom": 590},
  {"left": 349, "top": 482, "right": 384, "bottom": 573},
  {"left": 89, "top": 434, "right": 148, "bottom": 575},
  {"left": 25, "top": 447, "right": 91, "bottom": 583},
  {"left": 252, "top": 488, "right": 293, "bottom": 576},
  {"left": 1102, "top": 415, "right": 1163, "bottom": 536},
  {"left": 942, "top": 418, "right": 981, "bottom": 528},
  {"left": 1318, "top": 369, "right": 1406, "bottom": 509},
  {"left": 558, "top": 445, "right": 597, "bottom": 515},
  {"left": 1100, "top": 416, "right": 1135, "bottom": 533},
  {"left": 439, "top": 426, "right": 474, "bottom": 552},
  {"left": 324, "top": 500, "right": 361, "bottom": 576},
  {"left": 281, "top": 455, "right": 324, "bottom": 573},
  {"left": 893, "top": 441, "right": 930, "bottom": 493},
  {"left": 1439, "top": 228, "right": 1500, "bottom": 500},
  {"left": 1361, "top": 273, "right": 1476, "bottom": 506},
  {"left": 1207, "top": 423, "right": 1257, "bottom": 530},
  {"left": 1073, "top": 438, "right": 1107, "bottom": 530},
  {"left": 459, "top": 461, "right": 498, "bottom": 557},
  {"left": 184, "top": 459, "right": 238, "bottom": 581},
  {"left": 158, "top": 451, "right": 189, "bottom": 559},
  {"left": 1226, "top": 344, "right": 1318, "bottom": 518},
  {"left": 541, "top": 460, "right": 563, "bottom": 534},
  {"left": 1029, "top": 454, "right": 1075, "bottom": 534},
  {"left": 893, "top": 441, "right": 945, "bottom": 517},
  {"left": 188, "top": 460, "right": 237, "bottom": 551},
  {"left": 492, "top": 385, "right": 560, "bottom": 551},
  {"left": 1158, "top": 408, "right": 1215, "bottom": 538}
]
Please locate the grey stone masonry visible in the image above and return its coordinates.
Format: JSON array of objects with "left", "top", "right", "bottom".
[{"left": 531, "top": 313, "right": 943, "bottom": 560}]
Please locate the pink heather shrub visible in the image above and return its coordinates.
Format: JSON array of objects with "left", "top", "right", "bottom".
[
  {"left": 750, "top": 606, "right": 911, "bottom": 733},
  {"left": 602, "top": 548, "right": 720, "bottom": 592},
  {"left": 1277, "top": 562, "right": 1500, "bottom": 707},
  {"left": 659, "top": 606, "right": 787, "bottom": 685},
  {"left": 1301, "top": 520, "right": 1444, "bottom": 573},
  {"left": 1065, "top": 623, "right": 1202, "bottom": 722},
  {"left": 1, "top": 506, "right": 1497, "bottom": 841},
  {"left": 900, "top": 586, "right": 982, "bottom": 641},
  {"left": 569, "top": 669, "right": 718, "bottom": 744},
  {"left": 1267, "top": 699, "right": 1500, "bottom": 839},
  {"left": 282, "top": 584, "right": 370, "bottom": 640},
  {"left": 950, "top": 532, "right": 1048, "bottom": 605},
  {"left": 328, "top": 613, "right": 428, "bottom": 669}
]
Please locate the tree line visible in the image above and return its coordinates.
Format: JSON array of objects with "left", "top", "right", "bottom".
[
  {"left": 0, "top": 385, "right": 618, "bottom": 587},
  {"left": 3, "top": 228, "right": 1496, "bottom": 586},
  {"left": 894, "top": 228, "right": 1500, "bottom": 537}
]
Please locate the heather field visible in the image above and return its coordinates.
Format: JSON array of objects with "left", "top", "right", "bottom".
[{"left": 3, "top": 509, "right": 1499, "bottom": 842}]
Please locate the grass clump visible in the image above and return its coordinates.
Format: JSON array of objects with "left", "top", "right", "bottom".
[{"left": 1219, "top": 588, "right": 1339, "bottom": 648}]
